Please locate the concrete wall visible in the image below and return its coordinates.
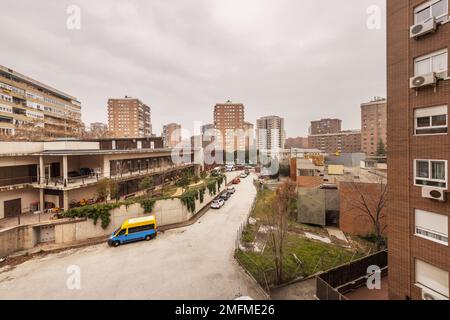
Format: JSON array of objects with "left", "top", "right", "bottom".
[
  {"left": 0, "top": 142, "right": 43, "bottom": 155},
  {"left": 0, "top": 225, "right": 38, "bottom": 257},
  {"left": 43, "top": 141, "right": 99, "bottom": 151}
]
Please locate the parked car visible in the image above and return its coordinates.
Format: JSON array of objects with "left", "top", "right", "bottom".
[
  {"left": 232, "top": 178, "right": 241, "bottom": 184},
  {"left": 227, "top": 186, "right": 236, "bottom": 194},
  {"left": 108, "top": 216, "right": 157, "bottom": 247},
  {"left": 240, "top": 173, "right": 248, "bottom": 179},
  {"left": 244, "top": 169, "right": 250, "bottom": 175},
  {"left": 211, "top": 199, "right": 225, "bottom": 209},
  {"left": 221, "top": 191, "right": 232, "bottom": 200}
]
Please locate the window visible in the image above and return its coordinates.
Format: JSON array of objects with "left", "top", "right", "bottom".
[
  {"left": 415, "top": 259, "right": 449, "bottom": 298},
  {"left": 128, "top": 224, "right": 155, "bottom": 234},
  {"left": 415, "top": 159, "right": 447, "bottom": 188},
  {"left": 415, "top": 105, "right": 448, "bottom": 134},
  {"left": 415, "top": 209, "right": 448, "bottom": 245},
  {"left": 415, "top": 0, "right": 449, "bottom": 23},
  {"left": 414, "top": 49, "right": 448, "bottom": 77}
]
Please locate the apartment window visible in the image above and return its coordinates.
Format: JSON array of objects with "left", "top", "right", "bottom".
[
  {"left": 415, "top": 259, "right": 449, "bottom": 299},
  {"left": 414, "top": 49, "right": 448, "bottom": 76},
  {"left": 415, "top": 209, "right": 448, "bottom": 245},
  {"left": 415, "top": 159, "right": 447, "bottom": 188},
  {"left": 415, "top": 0, "right": 449, "bottom": 24},
  {"left": 415, "top": 105, "right": 448, "bottom": 135}
]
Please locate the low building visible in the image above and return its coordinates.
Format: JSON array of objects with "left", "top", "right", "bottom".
[
  {"left": 0, "top": 138, "right": 197, "bottom": 219},
  {"left": 339, "top": 181, "right": 388, "bottom": 237}
]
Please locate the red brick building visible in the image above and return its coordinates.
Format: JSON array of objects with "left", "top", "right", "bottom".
[
  {"left": 387, "top": 0, "right": 449, "bottom": 300},
  {"left": 339, "top": 182, "right": 388, "bottom": 237}
]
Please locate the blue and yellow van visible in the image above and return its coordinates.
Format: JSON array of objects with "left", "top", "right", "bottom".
[{"left": 108, "top": 216, "right": 157, "bottom": 247}]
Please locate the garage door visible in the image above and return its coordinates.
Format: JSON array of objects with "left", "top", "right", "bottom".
[
  {"left": 4, "top": 198, "right": 21, "bottom": 218},
  {"left": 39, "top": 225, "right": 55, "bottom": 243}
]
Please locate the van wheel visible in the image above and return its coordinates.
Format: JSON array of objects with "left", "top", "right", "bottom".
[
  {"left": 145, "top": 235, "right": 151, "bottom": 241},
  {"left": 112, "top": 241, "right": 120, "bottom": 247}
]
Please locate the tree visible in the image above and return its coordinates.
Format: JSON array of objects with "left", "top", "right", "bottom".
[
  {"left": 178, "top": 172, "right": 191, "bottom": 191},
  {"left": 345, "top": 180, "right": 387, "bottom": 251},
  {"left": 95, "top": 179, "right": 110, "bottom": 201},
  {"left": 376, "top": 139, "right": 386, "bottom": 156},
  {"left": 266, "top": 180, "right": 297, "bottom": 284},
  {"left": 109, "top": 180, "right": 119, "bottom": 203},
  {"left": 139, "top": 176, "right": 154, "bottom": 194}
]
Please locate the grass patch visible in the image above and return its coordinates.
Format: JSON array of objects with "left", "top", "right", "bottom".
[{"left": 236, "top": 235, "right": 363, "bottom": 287}]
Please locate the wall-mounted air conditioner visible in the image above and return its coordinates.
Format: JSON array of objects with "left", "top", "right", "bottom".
[
  {"left": 410, "top": 72, "right": 437, "bottom": 89},
  {"left": 410, "top": 18, "right": 437, "bottom": 39},
  {"left": 421, "top": 287, "right": 448, "bottom": 300},
  {"left": 422, "top": 186, "right": 447, "bottom": 202}
]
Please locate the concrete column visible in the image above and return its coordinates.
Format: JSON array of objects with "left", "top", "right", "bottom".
[
  {"left": 63, "top": 190, "right": 69, "bottom": 211},
  {"left": 39, "top": 188, "right": 45, "bottom": 213},
  {"left": 39, "top": 156, "right": 45, "bottom": 185},
  {"left": 63, "top": 155, "right": 68, "bottom": 187}
]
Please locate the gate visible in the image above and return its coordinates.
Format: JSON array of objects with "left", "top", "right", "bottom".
[{"left": 4, "top": 198, "right": 21, "bottom": 218}]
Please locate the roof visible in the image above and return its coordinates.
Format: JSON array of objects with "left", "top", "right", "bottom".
[
  {"left": 296, "top": 159, "right": 318, "bottom": 170},
  {"left": 31, "top": 148, "right": 175, "bottom": 156},
  {"left": 0, "top": 64, "right": 78, "bottom": 102},
  {"left": 124, "top": 216, "right": 156, "bottom": 226}
]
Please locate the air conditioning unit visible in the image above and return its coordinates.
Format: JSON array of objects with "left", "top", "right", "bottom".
[
  {"left": 421, "top": 287, "right": 448, "bottom": 300},
  {"left": 422, "top": 186, "right": 447, "bottom": 202},
  {"left": 410, "top": 18, "right": 437, "bottom": 39},
  {"left": 410, "top": 72, "right": 436, "bottom": 89}
]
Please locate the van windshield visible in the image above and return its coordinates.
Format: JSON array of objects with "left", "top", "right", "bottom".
[{"left": 113, "top": 228, "right": 121, "bottom": 235}]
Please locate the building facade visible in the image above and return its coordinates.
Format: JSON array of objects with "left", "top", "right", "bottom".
[
  {"left": 256, "top": 116, "right": 286, "bottom": 151},
  {"left": 361, "top": 98, "right": 388, "bottom": 156},
  {"left": 0, "top": 65, "right": 82, "bottom": 139},
  {"left": 387, "top": 0, "right": 449, "bottom": 300},
  {"left": 213, "top": 100, "right": 245, "bottom": 151},
  {"left": 162, "top": 123, "right": 182, "bottom": 148},
  {"left": 310, "top": 118, "right": 342, "bottom": 135},
  {"left": 308, "top": 131, "right": 362, "bottom": 154},
  {"left": 107, "top": 97, "right": 152, "bottom": 138},
  {"left": 0, "top": 138, "right": 196, "bottom": 219}
]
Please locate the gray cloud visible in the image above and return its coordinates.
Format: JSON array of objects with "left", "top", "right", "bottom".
[{"left": 0, "top": 0, "right": 386, "bottom": 137}]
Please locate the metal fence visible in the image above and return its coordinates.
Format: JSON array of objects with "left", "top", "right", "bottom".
[{"left": 316, "top": 250, "right": 388, "bottom": 300}]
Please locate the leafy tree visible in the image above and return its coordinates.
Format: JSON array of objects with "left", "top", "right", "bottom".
[
  {"left": 95, "top": 179, "right": 110, "bottom": 201},
  {"left": 139, "top": 176, "right": 154, "bottom": 194},
  {"left": 109, "top": 180, "right": 119, "bottom": 202}
]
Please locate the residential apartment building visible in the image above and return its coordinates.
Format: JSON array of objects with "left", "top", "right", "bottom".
[
  {"left": 243, "top": 121, "right": 255, "bottom": 151},
  {"left": 0, "top": 137, "right": 196, "bottom": 219},
  {"left": 361, "top": 98, "right": 388, "bottom": 156},
  {"left": 213, "top": 100, "right": 245, "bottom": 151},
  {"left": 308, "top": 130, "right": 362, "bottom": 154},
  {"left": 162, "top": 123, "right": 182, "bottom": 148},
  {"left": 310, "top": 118, "right": 342, "bottom": 135},
  {"left": 0, "top": 65, "right": 82, "bottom": 139},
  {"left": 387, "top": 0, "right": 449, "bottom": 300},
  {"left": 107, "top": 97, "right": 152, "bottom": 138},
  {"left": 256, "top": 116, "right": 286, "bottom": 151}
]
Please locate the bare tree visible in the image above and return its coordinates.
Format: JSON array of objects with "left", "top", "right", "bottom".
[
  {"left": 266, "top": 180, "right": 297, "bottom": 284},
  {"left": 345, "top": 179, "right": 388, "bottom": 251}
]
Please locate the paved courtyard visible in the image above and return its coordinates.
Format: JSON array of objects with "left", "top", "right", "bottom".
[{"left": 0, "top": 173, "right": 266, "bottom": 300}]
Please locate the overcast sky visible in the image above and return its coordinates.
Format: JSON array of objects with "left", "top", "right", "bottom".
[{"left": 0, "top": 0, "right": 386, "bottom": 137}]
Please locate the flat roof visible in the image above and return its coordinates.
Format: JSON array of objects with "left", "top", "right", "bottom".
[
  {"left": 0, "top": 64, "right": 78, "bottom": 102},
  {"left": 31, "top": 148, "right": 176, "bottom": 156}
]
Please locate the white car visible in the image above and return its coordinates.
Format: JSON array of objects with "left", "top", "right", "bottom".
[
  {"left": 227, "top": 186, "right": 236, "bottom": 194},
  {"left": 210, "top": 199, "right": 225, "bottom": 209}
]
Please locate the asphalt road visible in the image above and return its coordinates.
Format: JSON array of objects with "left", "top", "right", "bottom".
[{"left": 0, "top": 173, "right": 266, "bottom": 300}]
